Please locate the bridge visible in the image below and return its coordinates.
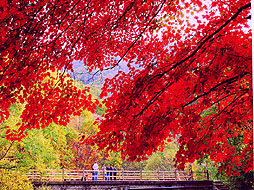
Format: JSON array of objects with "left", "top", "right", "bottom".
[{"left": 26, "top": 169, "right": 228, "bottom": 190}]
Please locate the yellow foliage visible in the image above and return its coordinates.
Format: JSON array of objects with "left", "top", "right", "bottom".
[{"left": 0, "top": 169, "right": 33, "bottom": 190}]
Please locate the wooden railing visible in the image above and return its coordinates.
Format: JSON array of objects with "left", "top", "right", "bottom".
[{"left": 25, "top": 169, "right": 209, "bottom": 182}]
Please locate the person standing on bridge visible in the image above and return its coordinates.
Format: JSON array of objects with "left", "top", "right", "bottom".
[
  {"left": 113, "top": 166, "right": 117, "bottom": 180},
  {"left": 106, "top": 164, "right": 110, "bottom": 180},
  {"left": 92, "top": 162, "right": 99, "bottom": 181},
  {"left": 101, "top": 164, "right": 107, "bottom": 181},
  {"left": 109, "top": 164, "right": 113, "bottom": 180}
]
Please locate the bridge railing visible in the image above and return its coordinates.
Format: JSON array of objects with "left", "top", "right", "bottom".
[{"left": 24, "top": 169, "right": 209, "bottom": 182}]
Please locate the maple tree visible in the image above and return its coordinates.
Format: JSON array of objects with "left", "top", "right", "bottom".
[{"left": 1, "top": 0, "right": 252, "bottom": 177}]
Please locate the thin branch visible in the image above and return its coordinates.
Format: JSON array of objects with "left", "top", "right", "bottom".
[
  {"left": 0, "top": 142, "right": 14, "bottom": 161},
  {"left": 182, "top": 72, "right": 248, "bottom": 109}
]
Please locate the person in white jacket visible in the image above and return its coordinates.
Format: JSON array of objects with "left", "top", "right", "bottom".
[{"left": 92, "top": 162, "right": 99, "bottom": 181}]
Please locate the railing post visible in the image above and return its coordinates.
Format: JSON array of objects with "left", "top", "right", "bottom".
[
  {"left": 122, "top": 169, "right": 124, "bottom": 181},
  {"left": 140, "top": 169, "right": 142, "bottom": 180},
  {"left": 174, "top": 169, "right": 177, "bottom": 180},
  {"left": 189, "top": 165, "right": 193, "bottom": 181},
  {"left": 206, "top": 170, "right": 209, "bottom": 180},
  {"left": 62, "top": 168, "right": 65, "bottom": 181},
  {"left": 82, "top": 168, "right": 85, "bottom": 181},
  {"left": 85, "top": 170, "right": 88, "bottom": 181},
  {"left": 157, "top": 170, "right": 160, "bottom": 180},
  {"left": 51, "top": 170, "right": 53, "bottom": 181},
  {"left": 102, "top": 169, "right": 105, "bottom": 181}
]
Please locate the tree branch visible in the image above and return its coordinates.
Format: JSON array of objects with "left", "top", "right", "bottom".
[
  {"left": 182, "top": 72, "right": 249, "bottom": 110},
  {"left": 0, "top": 142, "right": 14, "bottom": 161},
  {"left": 133, "top": 3, "right": 251, "bottom": 117}
]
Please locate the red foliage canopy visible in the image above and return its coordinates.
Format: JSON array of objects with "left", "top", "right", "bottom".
[{"left": 1, "top": 0, "right": 252, "bottom": 175}]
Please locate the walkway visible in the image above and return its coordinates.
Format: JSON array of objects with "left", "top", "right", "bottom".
[{"left": 26, "top": 169, "right": 209, "bottom": 181}]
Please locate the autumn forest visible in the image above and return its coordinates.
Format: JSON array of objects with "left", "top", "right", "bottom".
[{"left": 0, "top": 0, "right": 252, "bottom": 189}]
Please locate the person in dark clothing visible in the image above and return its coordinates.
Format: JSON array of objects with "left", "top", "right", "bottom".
[
  {"left": 106, "top": 165, "right": 110, "bottom": 181},
  {"left": 113, "top": 166, "right": 117, "bottom": 180},
  {"left": 109, "top": 165, "right": 113, "bottom": 180}
]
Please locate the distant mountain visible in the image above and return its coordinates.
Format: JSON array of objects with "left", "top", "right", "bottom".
[{"left": 70, "top": 60, "right": 130, "bottom": 86}]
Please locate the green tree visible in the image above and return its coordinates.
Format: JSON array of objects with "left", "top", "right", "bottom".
[{"left": 144, "top": 142, "right": 178, "bottom": 171}]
